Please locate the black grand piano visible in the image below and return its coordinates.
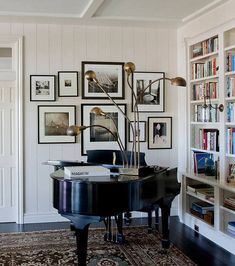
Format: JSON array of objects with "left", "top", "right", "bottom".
[{"left": 51, "top": 166, "right": 180, "bottom": 266}]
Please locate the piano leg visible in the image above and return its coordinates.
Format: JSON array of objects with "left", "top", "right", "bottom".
[
  {"left": 158, "top": 198, "right": 173, "bottom": 249},
  {"left": 74, "top": 225, "right": 90, "bottom": 266},
  {"left": 155, "top": 207, "right": 160, "bottom": 232}
]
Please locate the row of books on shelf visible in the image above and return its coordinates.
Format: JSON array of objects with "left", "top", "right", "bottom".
[
  {"left": 193, "top": 104, "right": 218, "bottom": 122},
  {"left": 192, "top": 36, "right": 218, "bottom": 58},
  {"left": 192, "top": 81, "right": 218, "bottom": 101},
  {"left": 187, "top": 184, "right": 214, "bottom": 202},
  {"left": 226, "top": 128, "right": 235, "bottom": 154},
  {"left": 227, "top": 102, "right": 235, "bottom": 122},
  {"left": 226, "top": 52, "right": 235, "bottom": 72},
  {"left": 227, "top": 76, "right": 235, "bottom": 97},
  {"left": 227, "top": 221, "right": 235, "bottom": 236},
  {"left": 194, "top": 128, "right": 219, "bottom": 151},
  {"left": 191, "top": 58, "right": 218, "bottom": 80},
  {"left": 190, "top": 201, "right": 214, "bottom": 225},
  {"left": 223, "top": 197, "right": 235, "bottom": 211}
]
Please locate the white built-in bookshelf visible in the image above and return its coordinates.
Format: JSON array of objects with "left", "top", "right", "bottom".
[{"left": 183, "top": 23, "right": 235, "bottom": 255}]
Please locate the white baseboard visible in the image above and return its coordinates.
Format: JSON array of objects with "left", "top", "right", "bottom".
[
  {"left": 23, "top": 208, "right": 179, "bottom": 224},
  {"left": 23, "top": 212, "right": 69, "bottom": 224}
]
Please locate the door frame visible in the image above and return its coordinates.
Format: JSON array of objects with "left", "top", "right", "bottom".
[{"left": 0, "top": 36, "right": 23, "bottom": 223}]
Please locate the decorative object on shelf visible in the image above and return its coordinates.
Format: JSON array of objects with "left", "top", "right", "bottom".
[
  {"left": 30, "top": 75, "right": 56, "bottom": 101},
  {"left": 81, "top": 61, "right": 125, "bottom": 99},
  {"left": 58, "top": 71, "right": 78, "bottom": 97},
  {"left": 81, "top": 62, "right": 185, "bottom": 175},
  {"left": 132, "top": 71, "right": 165, "bottom": 112},
  {"left": 38, "top": 105, "right": 76, "bottom": 144},
  {"left": 200, "top": 93, "right": 224, "bottom": 112},
  {"left": 129, "top": 121, "right": 146, "bottom": 143},
  {"left": 148, "top": 117, "right": 172, "bottom": 149},
  {"left": 80, "top": 104, "right": 126, "bottom": 156}
]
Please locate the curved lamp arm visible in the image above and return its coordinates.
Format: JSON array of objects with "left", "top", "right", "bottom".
[
  {"left": 90, "top": 107, "right": 129, "bottom": 166},
  {"left": 67, "top": 125, "right": 128, "bottom": 167}
]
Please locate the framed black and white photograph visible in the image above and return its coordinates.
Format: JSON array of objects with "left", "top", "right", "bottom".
[
  {"left": 81, "top": 61, "right": 125, "bottom": 99},
  {"left": 148, "top": 117, "right": 172, "bottom": 149},
  {"left": 81, "top": 104, "right": 126, "bottom": 155},
  {"left": 38, "top": 105, "right": 76, "bottom": 144},
  {"left": 129, "top": 121, "right": 146, "bottom": 142},
  {"left": 132, "top": 71, "right": 165, "bottom": 112},
  {"left": 30, "top": 75, "right": 56, "bottom": 101},
  {"left": 58, "top": 71, "right": 78, "bottom": 97}
]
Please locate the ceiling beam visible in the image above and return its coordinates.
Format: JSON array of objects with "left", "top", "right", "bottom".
[{"left": 80, "top": 0, "right": 104, "bottom": 19}]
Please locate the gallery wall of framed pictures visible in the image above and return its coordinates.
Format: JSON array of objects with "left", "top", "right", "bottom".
[{"left": 31, "top": 60, "right": 173, "bottom": 153}]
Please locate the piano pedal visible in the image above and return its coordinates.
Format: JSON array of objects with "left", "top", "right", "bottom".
[
  {"left": 124, "top": 212, "right": 132, "bottom": 226},
  {"left": 104, "top": 232, "right": 112, "bottom": 242}
]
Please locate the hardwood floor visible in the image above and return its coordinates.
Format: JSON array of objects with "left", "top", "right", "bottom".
[{"left": 0, "top": 216, "right": 234, "bottom": 266}]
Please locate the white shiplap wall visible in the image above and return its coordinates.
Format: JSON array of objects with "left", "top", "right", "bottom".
[{"left": 0, "top": 22, "right": 179, "bottom": 223}]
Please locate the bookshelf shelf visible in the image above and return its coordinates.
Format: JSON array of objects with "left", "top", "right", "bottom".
[
  {"left": 224, "top": 44, "right": 235, "bottom": 51},
  {"left": 186, "top": 191, "right": 215, "bottom": 205},
  {"left": 183, "top": 29, "right": 235, "bottom": 255},
  {"left": 220, "top": 206, "right": 235, "bottom": 215},
  {"left": 190, "top": 75, "right": 218, "bottom": 83},
  {"left": 190, "top": 51, "right": 218, "bottom": 62}
]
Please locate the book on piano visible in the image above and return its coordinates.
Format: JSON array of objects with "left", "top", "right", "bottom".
[{"left": 64, "top": 166, "right": 110, "bottom": 179}]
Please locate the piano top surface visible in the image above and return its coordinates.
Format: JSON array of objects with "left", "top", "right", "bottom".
[{"left": 50, "top": 167, "right": 168, "bottom": 183}]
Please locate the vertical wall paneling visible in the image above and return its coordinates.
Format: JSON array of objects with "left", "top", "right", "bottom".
[
  {"left": 86, "top": 26, "right": 98, "bottom": 61},
  {"left": 0, "top": 168, "right": 3, "bottom": 206},
  {"left": 0, "top": 23, "right": 179, "bottom": 222},
  {"left": 97, "top": 26, "right": 111, "bottom": 60},
  {"left": 61, "top": 25, "right": 75, "bottom": 70},
  {"left": 23, "top": 24, "right": 38, "bottom": 214}
]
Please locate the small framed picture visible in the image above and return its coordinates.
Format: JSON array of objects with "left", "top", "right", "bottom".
[
  {"left": 148, "top": 117, "right": 172, "bottom": 149},
  {"left": 81, "top": 103, "right": 127, "bottom": 155},
  {"left": 58, "top": 71, "right": 78, "bottom": 97},
  {"left": 81, "top": 61, "right": 125, "bottom": 99},
  {"left": 129, "top": 121, "right": 146, "bottom": 142},
  {"left": 132, "top": 71, "right": 165, "bottom": 112},
  {"left": 30, "top": 75, "right": 56, "bottom": 101},
  {"left": 38, "top": 105, "right": 76, "bottom": 144}
]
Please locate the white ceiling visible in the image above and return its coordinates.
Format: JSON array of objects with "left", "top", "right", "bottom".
[{"left": 0, "top": 0, "right": 229, "bottom": 28}]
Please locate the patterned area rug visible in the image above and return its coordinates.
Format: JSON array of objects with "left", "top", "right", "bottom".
[{"left": 0, "top": 227, "right": 197, "bottom": 265}]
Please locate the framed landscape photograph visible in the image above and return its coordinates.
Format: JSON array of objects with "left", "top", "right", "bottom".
[
  {"left": 30, "top": 75, "right": 56, "bottom": 101},
  {"left": 148, "top": 117, "right": 172, "bottom": 149},
  {"left": 132, "top": 71, "right": 165, "bottom": 112},
  {"left": 81, "top": 61, "right": 124, "bottom": 99},
  {"left": 38, "top": 105, "right": 76, "bottom": 143},
  {"left": 58, "top": 71, "right": 78, "bottom": 97},
  {"left": 129, "top": 121, "right": 146, "bottom": 142},
  {"left": 81, "top": 103, "right": 126, "bottom": 155}
]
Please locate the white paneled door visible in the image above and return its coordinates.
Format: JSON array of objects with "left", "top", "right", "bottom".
[{"left": 0, "top": 81, "right": 17, "bottom": 222}]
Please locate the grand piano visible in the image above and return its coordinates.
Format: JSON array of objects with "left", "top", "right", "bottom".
[{"left": 51, "top": 166, "right": 180, "bottom": 266}]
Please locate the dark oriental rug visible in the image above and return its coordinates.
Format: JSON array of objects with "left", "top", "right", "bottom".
[{"left": 0, "top": 227, "right": 197, "bottom": 266}]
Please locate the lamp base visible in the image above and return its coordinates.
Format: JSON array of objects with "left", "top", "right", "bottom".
[{"left": 119, "top": 166, "right": 155, "bottom": 177}]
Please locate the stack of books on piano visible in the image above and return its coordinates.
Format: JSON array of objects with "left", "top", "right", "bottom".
[
  {"left": 190, "top": 201, "right": 214, "bottom": 225},
  {"left": 187, "top": 184, "right": 214, "bottom": 202},
  {"left": 227, "top": 221, "right": 235, "bottom": 236},
  {"left": 223, "top": 197, "right": 235, "bottom": 211}
]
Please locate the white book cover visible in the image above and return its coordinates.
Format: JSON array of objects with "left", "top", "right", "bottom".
[{"left": 64, "top": 166, "right": 110, "bottom": 178}]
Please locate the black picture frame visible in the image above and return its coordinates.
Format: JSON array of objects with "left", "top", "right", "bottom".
[
  {"left": 128, "top": 121, "right": 146, "bottom": 142},
  {"left": 148, "top": 117, "right": 172, "bottom": 149},
  {"left": 81, "top": 103, "right": 127, "bottom": 155},
  {"left": 30, "top": 75, "right": 56, "bottom": 101},
  {"left": 81, "top": 61, "right": 125, "bottom": 99},
  {"left": 132, "top": 71, "right": 165, "bottom": 112},
  {"left": 58, "top": 71, "right": 79, "bottom": 97},
  {"left": 38, "top": 105, "right": 76, "bottom": 144}
]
